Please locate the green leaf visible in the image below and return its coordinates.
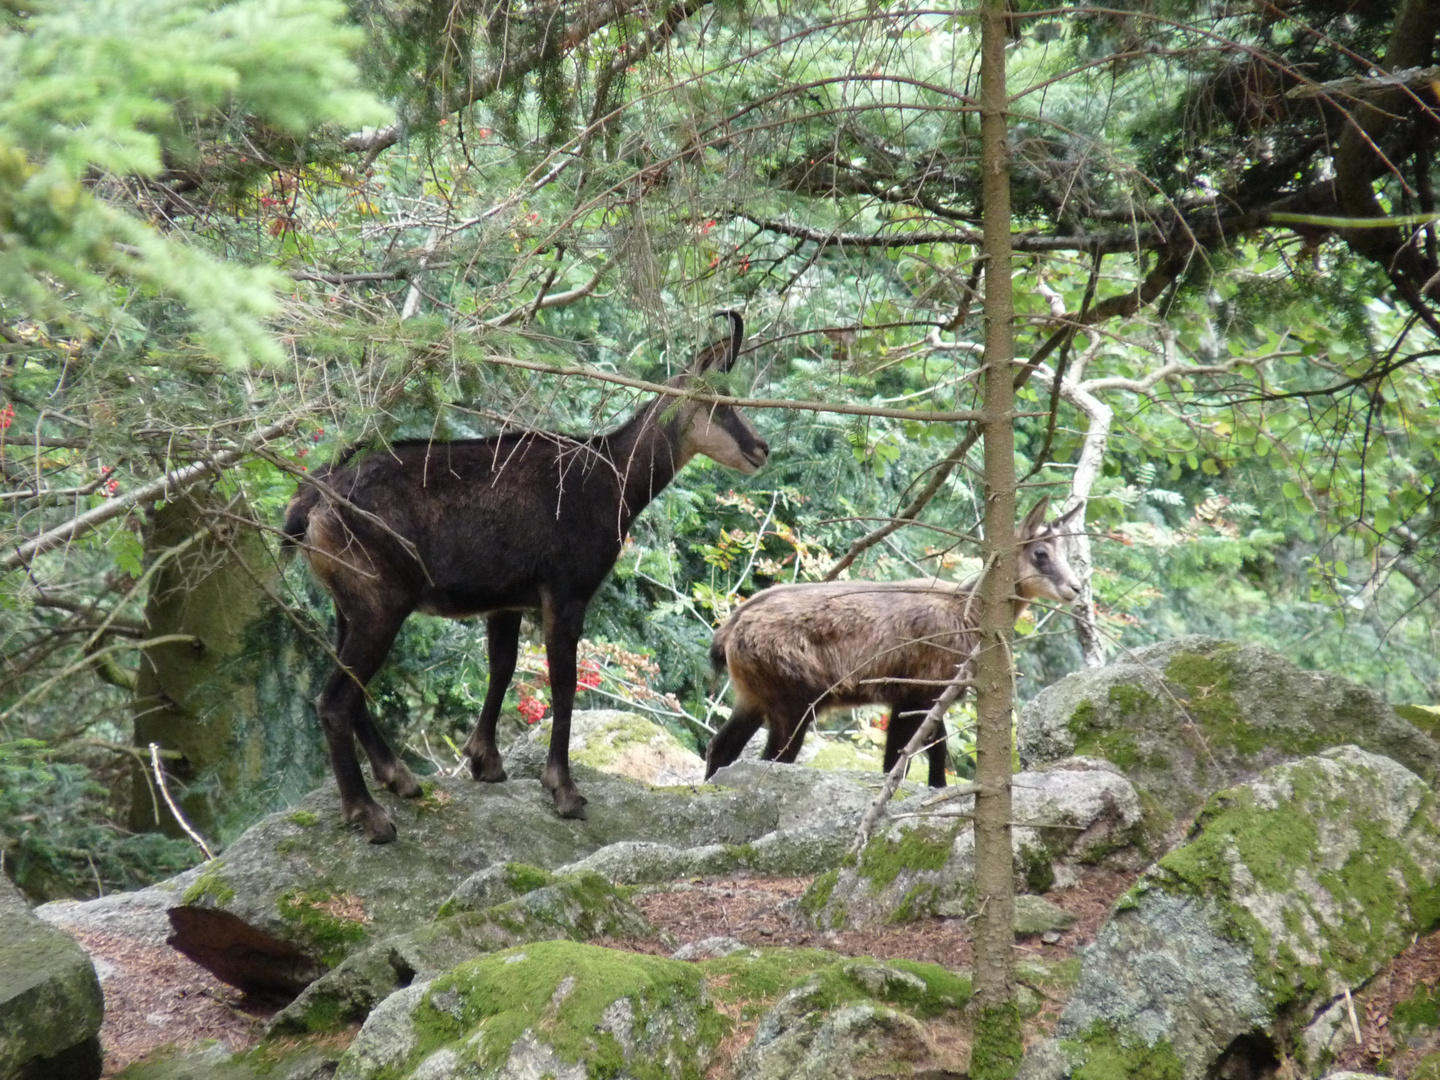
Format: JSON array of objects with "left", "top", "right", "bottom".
[{"left": 107, "top": 529, "right": 145, "bottom": 578}]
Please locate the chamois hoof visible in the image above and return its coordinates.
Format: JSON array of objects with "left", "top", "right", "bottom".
[
  {"left": 349, "top": 802, "right": 398, "bottom": 844},
  {"left": 466, "top": 753, "right": 507, "bottom": 784},
  {"left": 552, "top": 788, "right": 588, "bottom": 820},
  {"left": 382, "top": 762, "right": 423, "bottom": 799}
]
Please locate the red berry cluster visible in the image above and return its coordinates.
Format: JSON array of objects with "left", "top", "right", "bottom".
[
  {"left": 0, "top": 403, "right": 13, "bottom": 431},
  {"left": 517, "top": 695, "right": 546, "bottom": 724},
  {"left": 578, "top": 660, "right": 602, "bottom": 690}
]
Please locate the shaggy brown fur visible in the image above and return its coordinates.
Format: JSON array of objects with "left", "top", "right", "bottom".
[
  {"left": 284, "top": 313, "right": 767, "bottom": 841},
  {"left": 704, "top": 500, "right": 1081, "bottom": 786}
]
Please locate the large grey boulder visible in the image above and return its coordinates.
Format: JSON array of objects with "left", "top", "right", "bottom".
[
  {"left": 1023, "top": 746, "right": 1440, "bottom": 1080},
  {"left": 1017, "top": 636, "right": 1440, "bottom": 822},
  {"left": 799, "top": 760, "right": 1144, "bottom": 929},
  {"left": 160, "top": 768, "right": 785, "bottom": 995},
  {"left": 132, "top": 752, "right": 896, "bottom": 998},
  {"left": 0, "top": 875, "right": 104, "bottom": 1080}
]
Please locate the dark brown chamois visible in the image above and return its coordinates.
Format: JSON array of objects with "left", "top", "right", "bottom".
[
  {"left": 704, "top": 499, "right": 1081, "bottom": 787},
  {"left": 284, "top": 312, "right": 768, "bottom": 841}
]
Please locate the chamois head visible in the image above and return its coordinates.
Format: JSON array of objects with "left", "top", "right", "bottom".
[
  {"left": 672, "top": 311, "right": 769, "bottom": 474},
  {"left": 1017, "top": 497, "right": 1082, "bottom": 604}
]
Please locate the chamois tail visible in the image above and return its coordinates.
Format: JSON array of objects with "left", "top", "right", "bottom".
[
  {"left": 280, "top": 492, "right": 313, "bottom": 552},
  {"left": 708, "top": 621, "right": 733, "bottom": 693},
  {"left": 281, "top": 443, "right": 364, "bottom": 552}
]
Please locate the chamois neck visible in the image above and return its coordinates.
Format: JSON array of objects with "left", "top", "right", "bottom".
[
  {"left": 595, "top": 398, "right": 686, "bottom": 529},
  {"left": 955, "top": 579, "right": 1033, "bottom": 627}
]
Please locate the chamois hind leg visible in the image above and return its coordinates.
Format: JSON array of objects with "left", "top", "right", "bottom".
[
  {"left": 763, "top": 703, "right": 813, "bottom": 764},
  {"left": 316, "top": 606, "right": 412, "bottom": 843},
  {"left": 923, "top": 715, "right": 949, "bottom": 788},
  {"left": 883, "top": 705, "right": 948, "bottom": 786},
  {"left": 539, "top": 592, "right": 589, "bottom": 820},
  {"left": 704, "top": 701, "right": 766, "bottom": 779},
  {"left": 462, "top": 611, "right": 522, "bottom": 783},
  {"left": 336, "top": 615, "right": 422, "bottom": 801}
]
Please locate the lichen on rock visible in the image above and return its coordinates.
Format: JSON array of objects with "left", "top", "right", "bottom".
[
  {"left": 1018, "top": 636, "right": 1440, "bottom": 822},
  {"left": 1038, "top": 746, "right": 1440, "bottom": 1080}
]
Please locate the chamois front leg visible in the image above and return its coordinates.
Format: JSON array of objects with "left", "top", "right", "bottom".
[
  {"left": 539, "top": 596, "right": 588, "bottom": 820},
  {"left": 462, "top": 611, "right": 523, "bottom": 783}
]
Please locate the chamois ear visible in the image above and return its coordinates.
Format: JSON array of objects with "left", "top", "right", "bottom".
[
  {"left": 692, "top": 310, "right": 744, "bottom": 375},
  {"left": 1020, "top": 497, "right": 1051, "bottom": 538},
  {"left": 1051, "top": 501, "right": 1085, "bottom": 532}
]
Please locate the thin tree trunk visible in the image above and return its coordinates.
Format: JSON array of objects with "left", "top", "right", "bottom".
[{"left": 969, "top": 0, "right": 1022, "bottom": 1074}]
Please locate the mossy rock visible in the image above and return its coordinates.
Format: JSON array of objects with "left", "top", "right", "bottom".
[
  {"left": 270, "top": 870, "right": 655, "bottom": 1035},
  {"left": 1018, "top": 636, "right": 1440, "bottom": 821},
  {"left": 331, "top": 940, "right": 726, "bottom": 1080},
  {"left": 1045, "top": 746, "right": 1440, "bottom": 1080},
  {"left": 801, "top": 762, "right": 1144, "bottom": 929},
  {"left": 0, "top": 876, "right": 104, "bottom": 1080},
  {"left": 726, "top": 954, "right": 972, "bottom": 1080},
  {"left": 1013, "top": 895, "right": 1078, "bottom": 936}
]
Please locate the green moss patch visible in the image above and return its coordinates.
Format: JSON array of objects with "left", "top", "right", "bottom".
[
  {"left": 409, "top": 940, "right": 725, "bottom": 1078},
  {"left": 182, "top": 861, "right": 235, "bottom": 906},
  {"left": 571, "top": 712, "right": 676, "bottom": 769},
  {"left": 798, "top": 867, "right": 841, "bottom": 921},
  {"left": 1062, "top": 1022, "right": 1186, "bottom": 1080},
  {"left": 1394, "top": 983, "right": 1440, "bottom": 1036},
  {"left": 1067, "top": 698, "right": 1150, "bottom": 770},
  {"left": 856, "top": 822, "right": 954, "bottom": 890},
  {"left": 276, "top": 889, "right": 370, "bottom": 965},
  {"left": 1397, "top": 704, "right": 1440, "bottom": 740},
  {"left": 503, "top": 863, "right": 555, "bottom": 895},
  {"left": 694, "top": 947, "right": 971, "bottom": 1025}
]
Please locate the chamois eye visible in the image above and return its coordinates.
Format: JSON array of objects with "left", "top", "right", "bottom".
[{"left": 1033, "top": 548, "right": 1049, "bottom": 564}]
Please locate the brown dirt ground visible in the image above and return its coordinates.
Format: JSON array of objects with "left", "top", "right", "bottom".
[
  {"left": 63, "top": 925, "right": 280, "bottom": 1078},
  {"left": 1326, "top": 929, "right": 1440, "bottom": 1077}
]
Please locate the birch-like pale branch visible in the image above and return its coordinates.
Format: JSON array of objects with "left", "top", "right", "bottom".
[{"left": 3, "top": 415, "right": 306, "bottom": 573}]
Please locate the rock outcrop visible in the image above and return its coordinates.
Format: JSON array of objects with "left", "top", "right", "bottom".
[
  {"left": 0, "top": 875, "right": 104, "bottom": 1080},
  {"left": 42, "top": 659, "right": 1440, "bottom": 1080},
  {"left": 1017, "top": 636, "right": 1440, "bottom": 823},
  {"left": 799, "top": 758, "right": 1145, "bottom": 929},
  {"left": 1021, "top": 746, "right": 1440, "bottom": 1080}
]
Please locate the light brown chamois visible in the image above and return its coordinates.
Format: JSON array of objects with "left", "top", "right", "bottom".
[
  {"left": 284, "top": 312, "right": 768, "bottom": 841},
  {"left": 704, "top": 499, "right": 1081, "bottom": 786}
]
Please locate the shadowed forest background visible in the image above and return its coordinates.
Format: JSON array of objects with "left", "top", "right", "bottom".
[{"left": 1, "top": 0, "right": 1438, "bottom": 902}]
